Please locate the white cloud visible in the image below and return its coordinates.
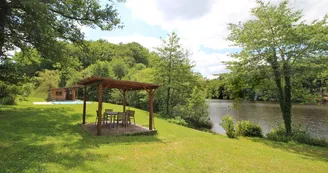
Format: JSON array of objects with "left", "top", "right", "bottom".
[
  {"left": 126, "top": 0, "right": 257, "bottom": 50},
  {"left": 123, "top": 0, "right": 257, "bottom": 77},
  {"left": 121, "top": 0, "right": 327, "bottom": 77},
  {"left": 290, "top": 0, "right": 328, "bottom": 21},
  {"left": 155, "top": 0, "right": 215, "bottom": 20},
  {"left": 126, "top": 0, "right": 327, "bottom": 50},
  {"left": 191, "top": 51, "right": 231, "bottom": 77}
]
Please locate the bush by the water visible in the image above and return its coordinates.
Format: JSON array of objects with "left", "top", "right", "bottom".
[
  {"left": 220, "top": 115, "right": 236, "bottom": 138},
  {"left": 171, "top": 87, "right": 213, "bottom": 130},
  {"left": 267, "top": 124, "right": 328, "bottom": 147},
  {"left": 266, "top": 124, "right": 289, "bottom": 142},
  {"left": 235, "top": 120, "right": 263, "bottom": 137},
  {"left": 219, "top": 115, "right": 263, "bottom": 138},
  {"left": 168, "top": 116, "right": 188, "bottom": 126}
]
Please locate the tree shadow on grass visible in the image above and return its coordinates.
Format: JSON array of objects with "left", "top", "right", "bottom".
[
  {"left": 0, "top": 106, "right": 161, "bottom": 172},
  {"left": 250, "top": 138, "right": 328, "bottom": 162}
]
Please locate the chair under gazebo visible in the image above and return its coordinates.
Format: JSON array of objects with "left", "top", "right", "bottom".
[{"left": 78, "top": 76, "right": 159, "bottom": 136}]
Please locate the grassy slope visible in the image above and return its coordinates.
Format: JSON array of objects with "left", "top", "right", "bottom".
[{"left": 0, "top": 98, "right": 327, "bottom": 173}]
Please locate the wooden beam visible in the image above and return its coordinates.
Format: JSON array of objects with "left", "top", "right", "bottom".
[
  {"left": 82, "top": 80, "right": 104, "bottom": 86},
  {"left": 97, "top": 83, "right": 103, "bottom": 136},
  {"left": 104, "top": 82, "right": 112, "bottom": 88},
  {"left": 82, "top": 86, "right": 87, "bottom": 124}
]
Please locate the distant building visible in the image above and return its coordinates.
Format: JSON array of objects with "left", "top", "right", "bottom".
[{"left": 48, "top": 86, "right": 79, "bottom": 101}]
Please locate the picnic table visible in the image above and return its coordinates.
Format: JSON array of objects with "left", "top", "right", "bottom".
[{"left": 104, "top": 111, "right": 128, "bottom": 128}]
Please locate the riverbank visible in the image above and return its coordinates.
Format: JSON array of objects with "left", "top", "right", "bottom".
[
  {"left": 1, "top": 98, "right": 327, "bottom": 172},
  {"left": 209, "top": 99, "right": 328, "bottom": 139}
]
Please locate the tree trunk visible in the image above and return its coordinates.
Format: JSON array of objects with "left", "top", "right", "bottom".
[
  {"left": 283, "top": 63, "right": 292, "bottom": 136},
  {"left": 269, "top": 51, "right": 292, "bottom": 136},
  {"left": 0, "top": 0, "right": 8, "bottom": 58},
  {"left": 166, "top": 85, "right": 171, "bottom": 116},
  {"left": 166, "top": 51, "right": 172, "bottom": 116}
]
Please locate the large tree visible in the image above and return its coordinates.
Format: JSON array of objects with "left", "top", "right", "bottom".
[
  {"left": 155, "top": 32, "right": 197, "bottom": 116},
  {"left": 227, "top": 0, "right": 328, "bottom": 135},
  {"left": 0, "top": 0, "right": 122, "bottom": 59},
  {"left": 35, "top": 69, "right": 59, "bottom": 99}
]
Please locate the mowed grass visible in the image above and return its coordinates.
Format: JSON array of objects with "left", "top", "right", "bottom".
[{"left": 0, "top": 98, "right": 327, "bottom": 173}]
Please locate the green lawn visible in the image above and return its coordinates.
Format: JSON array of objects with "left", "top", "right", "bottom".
[{"left": 0, "top": 98, "right": 327, "bottom": 173}]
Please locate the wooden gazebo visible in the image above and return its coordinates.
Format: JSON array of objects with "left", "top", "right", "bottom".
[{"left": 77, "top": 76, "right": 160, "bottom": 136}]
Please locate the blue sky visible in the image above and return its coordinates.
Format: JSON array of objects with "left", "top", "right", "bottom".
[
  {"left": 83, "top": 0, "right": 327, "bottom": 78},
  {"left": 83, "top": 3, "right": 167, "bottom": 40}
]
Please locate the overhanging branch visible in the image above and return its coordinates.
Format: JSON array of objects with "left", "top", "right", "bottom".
[{"left": 48, "top": 8, "right": 96, "bottom": 22}]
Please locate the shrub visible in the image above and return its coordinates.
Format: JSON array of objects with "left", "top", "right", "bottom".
[
  {"left": 219, "top": 115, "right": 236, "bottom": 138},
  {"left": 0, "top": 96, "right": 16, "bottom": 105},
  {"left": 266, "top": 124, "right": 290, "bottom": 142},
  {"left": 168, "top": 116, "right": 188, "bottom": 126},
  {"left": 267, "top": 124, "right": 328, "bottom": 147},
  {"left": 236, "top": 120, "right": 263, "bottom": 137},
  {"left": 173, "top": 87, "right": 213, "bottom": 130},
  {"left": 0, "top": 81, "right": 20, "bottom": 105}
]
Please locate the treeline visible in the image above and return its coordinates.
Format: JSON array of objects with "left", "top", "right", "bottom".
[
  {"left": 207, "top": 56, "right": 328, "bottom": 103},
  {"left": 0, "top": 32, "right": 212, "bottom": 129}
]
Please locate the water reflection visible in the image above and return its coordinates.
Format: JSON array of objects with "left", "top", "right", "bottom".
[{"left": 209, "top": 100, "right": 328, "bottom": 139}]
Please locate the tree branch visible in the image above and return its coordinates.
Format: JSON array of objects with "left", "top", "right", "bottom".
[
  {"left": 48, "top": 8, "right": 96, "bottom": 22},
  {"left": 291, "top": 45, "right": 312, "bottom": 66},
  {"left": 265, "top": 13, "right": 287, "bottom": 62}
]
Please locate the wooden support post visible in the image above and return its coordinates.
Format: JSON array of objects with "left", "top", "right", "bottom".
[
  {"left": 82, "top": 86, "right": 87, "bottom": 124},
  {"left": 72, "top": 87, "right": 76, "bottom": 100},
  {"left": 97, "top": 83, "right": 103, "bottom": 136},
  {"left": 123, "top": 90, "right": 126, "bottom": 113},
  {"left": 76, "top": 87, "right": 79, "bottom": 99},
  {"left": 123, "top": 89, "right": 127, "bottom": 127},
  {"left": 148, "top": 89, "right": 154, "bottom": 130}
]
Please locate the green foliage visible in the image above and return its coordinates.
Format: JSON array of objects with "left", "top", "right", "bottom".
[
  {"left": 0, "top": 60, "right": 32, "bottom": 104},
  {"left": 168, "top": 116, "right": 188, "bottom": 126},
  {"left": 220, "top": 116, "right": 262, "bottom": 138},
  {"left": 205, "top": 75, "right": 233, "bottom": 99},
  {"left": 0, "top": 81, "right": 18, "bottom": 105},
  {"left": 124, "top": 42, "right": 151, "bottom": 66},
  {"left": 66, "top": 60, "right": 114, "bottom": 87},
  {"left": 0, "top": 80, "right": 34, "bottom": 105},
  {"left": 35, "top": 70, "right": 60, "bottom": 96},
  {"left": 87, "top": 61, "right": 113, "bottom": 78},
  {"left": 124, "top": 67, "right": 155, "bottom": 110},
  {"left": 266, "top": 124, "right": 292, "bottom": 142},
  {"left": 267, "top": 124, "right": 328, "bottom": 147},
  {"left": 128, "top": 67, "right": 154, "bottom": 83},
  {"left": 155, "top": 32, "right": 199, "bottom": 117},
  {"left": 0, "top": 96, "right": 15, "bottom": 105},
  {"left": 235, "top": 120, "right": 263, "bottom": 137},
  {"left": 182, "top": 87, "right": 212, "bottom": 129},
  {"left": 220, "top": 115, "right": 236, "bottom": 138},
  {"left": 0, "top": 0, "right": 122, "bottom": 60},
  {"left": 76, "top": 40, "right": 152, "bottom": 68},
  {"left": 112, "top": 59, "right": 128, "bottom": 80},
  {"left": 12, "top": 49, "right": 47, "bottom": 77}
]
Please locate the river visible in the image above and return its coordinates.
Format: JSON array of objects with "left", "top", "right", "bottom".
[{"left": 209, "top": 100, "right": 328, "bottom": 139}]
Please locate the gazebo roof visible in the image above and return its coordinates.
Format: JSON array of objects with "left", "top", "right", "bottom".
[{"left": 77, "top": 76, "right": 160, "bottom": 90}]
